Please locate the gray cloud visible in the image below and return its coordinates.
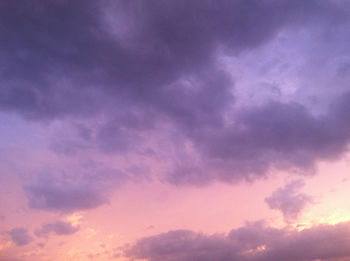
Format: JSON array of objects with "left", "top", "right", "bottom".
[
  {"left": 125, "top": 221, "right": 350, "bottom": 261},
  {"left": 1, "top": 0, "right": 350, "bottom": 188},
  {"left": 265, "top": 180, "right": 314, "bottom": 222},
  {"left": 167, "top": 95, "right": 350, "bottom": 185},
  {"left": 35, "top": 221, "right": 79, "bottom": 238},
  {"left": 0, "top": 0, "right": 343, "bottom": 122},
  {"left": 7, "top": 227, "right": 33, "bottom": 246}
]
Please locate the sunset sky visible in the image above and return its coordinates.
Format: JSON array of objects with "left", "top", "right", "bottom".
[{"left": 1, "top": 1, "right": 350, "bottom": 260}]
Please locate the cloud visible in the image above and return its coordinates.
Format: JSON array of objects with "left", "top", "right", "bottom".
[
  {"left": 124, "top": 220, "right": 350, "bottom": 261},
  {"left": 0, "top": 0, "right": 283, "bottom": 119},
  {"left": 265, "top": 180, "right": 314, "bottom": 222},
  {"left": 21, "top": 162, "right": 125, "bottom": 213},
  {"left": 34, "top": 221, "right": 80, "bottom": 238},
  {"left": 0, "top": 0, "right": 343, "bottom": 121},
  {"left": 1, "top": 0, "right": 350, "bottom": 187},
  {"left": 7, "top": 227, "right": 33, "bottom": 246},
  {"left": 24, "top": 180, "right": 108, "bottom": 213},
  {"left": 167, "top": 96, "right": 350, "bottom": 185}
]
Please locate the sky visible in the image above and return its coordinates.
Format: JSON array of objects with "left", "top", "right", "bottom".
[{"left": 1, "top": 0, "right": 350, "bottom": 260}]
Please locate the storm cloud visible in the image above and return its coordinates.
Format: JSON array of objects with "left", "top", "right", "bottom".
[{"left": 1, "top": 0, "right": 350, "bottom": 186}]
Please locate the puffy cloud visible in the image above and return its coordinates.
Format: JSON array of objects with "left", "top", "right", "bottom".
[
  {"left": 124, "top": 221, "right": 350, "bottom": 261},
  {"left": 7, "top": 227, "right": 33, "bottom": 246},
  {"left": 34, "top": 221, "right": 80, "bottom": 238},
  {"left": 265, "top": 180, "right": 314, "bottom": 222}
]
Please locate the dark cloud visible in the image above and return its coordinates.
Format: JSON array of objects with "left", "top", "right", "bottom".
[
  {"left": 0, "top": 0, "right": 341, "bottom": 121},
  {"left": 167, "top": 95, "right": 350, "bottom": 185},
  {"left": 1, "top": 0, "right": 350, "bottom": 187},
  {"left": 124, "top": 221, "right": 350, "bottom": 261},
  {"left": 8, "top": 227, "right": 33, "bottom": 246},
  {"left": 0, "top": 0, "right": 107, "bottom": 119},
  {"left": 265, "top": 180, "right": 314, "bottom": 222},
  {"left": 35, "top": 221, "right": 79, "bottom": 238},
  {"left": 24, "top": 180, "right": 108, "bottom": 213}
]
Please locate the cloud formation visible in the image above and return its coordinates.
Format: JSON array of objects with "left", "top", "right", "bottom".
[
  {"left": 1, "top": 0, "right": 350, "bottom": 189},
  {"left": 125, "top": 221, "right": 350, "bottom": 261},
  {"left": 7, "top": 228, "right": 33, "bottom": 247},
  {"left": 34, "top": 221, "right": 80, "bottom": 238},
  {"left": 167, "top": 95, "right": 350, "bottom": 185},
  {"left": 265, "top": 180, "right": 314, "bottom": 222},
  {"left": 24, "top": 179, "right": 108, "bottom": 213},
  {"left": 2, "top": 0, "right": 332, "bottom": 114},
  {"left": 2, "top": 1, "right": 350, "bottom": 260}
]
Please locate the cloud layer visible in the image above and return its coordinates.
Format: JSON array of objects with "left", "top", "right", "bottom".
[
  {"left": 125, "top": 221, "right": 350, "bottom": 261},
  {"left": 1, "top": 2, "right": 350, "bottom": 260},
  {"left": 0, "top": 0, "right": 348, "bottom": 187},
  {"left": 0, "top": 0, "right": 350, "bottom": 214}
]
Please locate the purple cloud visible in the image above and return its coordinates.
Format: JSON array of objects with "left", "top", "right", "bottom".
[
  {"left": 0, "top": 0, "right": 343, "bottom": 122},
  {"left": 8, "top": 227, "right": 33, "bottom": 246},
  {"left": 24, "top": 180, "right": 108, "bottom": 213},
  {"left": 265, "top": 180, "right": 314, "bottom": 222},
  {"left": 125, "top": 221, "right": 350, "bottom": 261},
  {"left": 35, "top": 221, "right": 80, "bottom": 238},
  {"left": 0, "top": 0, "right": 350, "bottom": 188},
  {"left": 167, "top": 95, "right": 350, "bottom": 185}
]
